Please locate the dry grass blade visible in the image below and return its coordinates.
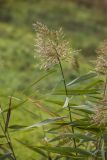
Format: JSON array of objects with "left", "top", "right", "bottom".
[
  {"left": 28, "top": 98, "right": 58, "bottom": 117},
  {"left": 29, "top": 98, "right": 72, "bottom": 133}
]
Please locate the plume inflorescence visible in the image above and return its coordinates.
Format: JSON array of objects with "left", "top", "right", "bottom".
[
  {"left": 96, "top": 40, "right": 107, "bottom": 74},
  {"left": 34, "top": 22, "right": 75, "bottom": 70}
]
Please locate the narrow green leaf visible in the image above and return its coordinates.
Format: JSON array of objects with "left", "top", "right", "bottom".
[
  {"left": 16, "top": 139, "right": 47, "bottom": 157},
  {"left": 69, "top": 105, "right": 94, "bottom": 114},
  {"left": 45, "top": 99, "right": 77, "bottom": 106},
  {"left": 22, "top": 108, "right": 39, "bottom": 119},
  {"left": 39, "top": 146, "right": 94, "bottom": 157},
  {"left": 84, "top": 79, "right": 103, "bottom": 89},
  {"left": 2, "top": 99, "right": 27, "bottom": 113},
  {"left": 9, "top": 125, "right": 27, "bottom": 130},
  {"left": 22, "top": 69, "right": 56, "bottom": 93},
  {"left": 13, "top": 117, "right": 67, "bottom": 131},
  {"left": 54, "top": 89, "right": 99, "bottom": 95},
  {"left": 49, "top": 133, "right": 95, "bottom": 142},
  {"left": 67, "top": 72, "right": 97, "bottom": 86}
]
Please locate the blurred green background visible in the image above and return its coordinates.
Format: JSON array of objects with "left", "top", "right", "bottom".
[
  {"left": 1, "top": 0, "right": 107, "bottom": 94},
  {"left": 0, "top": 0, "right": 107, "bottom": 159}
]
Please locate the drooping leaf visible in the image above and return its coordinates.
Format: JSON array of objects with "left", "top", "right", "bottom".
[
  {"left": 84, "top": 79, "right": 103, "bottom": 89},
  {"left": 54, "top": 89, "right": 99, "bottom": 95},
  {"left": 49, "top": 133, "right": 96, "bottom": 143},
  {"left": 67, "top": 72, "right": 97, "bottom": 86},
  {"left": 16, "top": 139, "right": 47, "bottom": 158},
  {"left": 12, "top": 117, "right": 67, "bottom": 131},
  {"left": 45, "top": 99, "right": 77, "bottom": 107},
  {"left": 22, "top": 69, "right": 56, "bottom": 93},
  {"left": 29, "top": 98, "right": 60, "bottom": 117},
  {"left": 2, "top": 100, "right": 27, "bottom": 113},
  {"left": 9, "top": 125, "right": 27, "bottom": 130},
  {"left": 69, "top": 105, "right": 94, "bottom": 114},
  {"left": 39, "top": 146, "right": 95, "bottom": 157}
]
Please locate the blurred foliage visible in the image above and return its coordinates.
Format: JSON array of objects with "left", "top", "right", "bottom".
[
  {"left": 0, "top": 0, "right": 107, "bottom": 51},
  {"left": 75, "top": 0, "right": 107, "bottom": 10},
  {"left": 0, "top": 0, "right": 107, "bottom": 94},
  {"left": 0, "top": 0, "right": 107, "bottom": 159}
]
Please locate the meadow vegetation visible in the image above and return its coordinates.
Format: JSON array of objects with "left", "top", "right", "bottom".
[{"left": 0, "top": 0, "right": 107, "bottom": 159}]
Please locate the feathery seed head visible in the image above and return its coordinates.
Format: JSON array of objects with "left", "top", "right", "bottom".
[
  {"left": 97, "top": 40, "right": 107, "bottom": 56},
  {"left": 96, "top": 40, "right": 107, "bottom": 74},
  {"left": 34, "top": 22, "right": 75, "bottom": 69},
  {"left": 91, "top": 107, "right": 107, "bottom": 127}
]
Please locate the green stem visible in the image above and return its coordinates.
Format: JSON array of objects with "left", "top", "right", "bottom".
[
  {"left": 52, "top": 43, "right": 77, "bottom": 155},
  {"left": 0, "top": 106, "right": 16, "bottom": 160},
  {"left": 57, "top": 57, "right": 77, "bottom": 154}
]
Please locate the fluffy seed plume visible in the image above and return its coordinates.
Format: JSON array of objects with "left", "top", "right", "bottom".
[
  {"left": 33, "top": 22, "right": 75, "bottom": 69},
  {"left": 96, "top": 40, "right": 107, "bottom": 74},
  {"left": 90, "top": 107, "right": 107, "bottom": 127}
]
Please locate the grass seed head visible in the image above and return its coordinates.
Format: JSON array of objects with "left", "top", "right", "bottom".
[
  {"left": 96, "top": 40, "right": 107, "bottom": 74},
  {"left": 34, "top": 22, "right": 76, "bottom": 70},
  {"left": 91, "top": 107, "right": 107, "bottom": 127}
]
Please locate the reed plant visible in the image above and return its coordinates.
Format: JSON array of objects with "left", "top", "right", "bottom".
[{"left": 0, "top": 22, "right": 107, "bottom": 160}]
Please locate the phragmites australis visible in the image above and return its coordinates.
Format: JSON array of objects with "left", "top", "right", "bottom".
[
  {"left": 93, "top": 40, "right": 107, "bottom": 126},
  {"left": 33, "top": 22, "right": 76, "bottom": 70},
  {"left": 96, "top": 40, "right": 107, "bottom": 74},
  {"left": 91, "top": 107, "right": 107, "bottom": 127}
]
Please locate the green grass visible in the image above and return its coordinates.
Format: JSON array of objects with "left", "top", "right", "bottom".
[{"left": 0, "top": 0, "right": 107, "bottom": 159}]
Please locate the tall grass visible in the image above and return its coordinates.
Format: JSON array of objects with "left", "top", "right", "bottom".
[
  {"left": 0, "top": 23, "right": 107, "bottom": 160},
  {"left": 0, "top": 97, "right": 16, "bottom": 159}
]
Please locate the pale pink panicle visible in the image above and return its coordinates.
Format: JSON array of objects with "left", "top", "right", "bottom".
[
  {"left": 34, "top": 22, "right": 74, "bottom": 70},
  {"left": 91, "top": 107, "right": 107, "bottom": 127},
  {"left": 96, "top": 40, "right": 107, "bottom": 74}
]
